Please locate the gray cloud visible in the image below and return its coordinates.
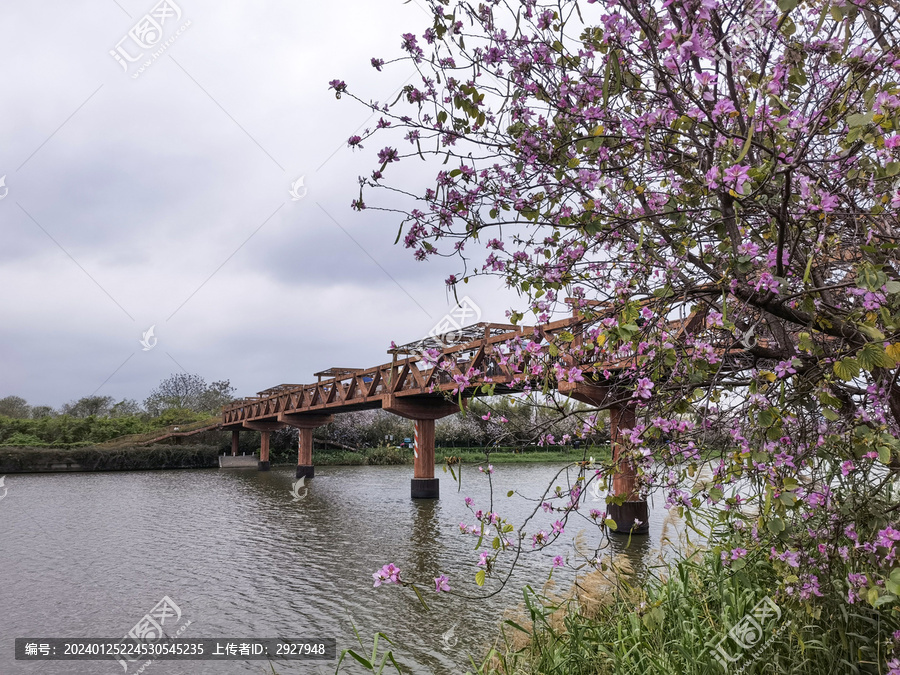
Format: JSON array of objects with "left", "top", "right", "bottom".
[{"left": 0, "top": 0, "right": 520, "bottom": 408}]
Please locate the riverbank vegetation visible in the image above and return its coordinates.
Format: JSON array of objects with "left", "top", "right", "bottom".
[
  {"left": 477, "top": 538, "right": 896, "bottom": 674},
  {"left": 274, "top": 445, "right": 609, "bottom": 467},
  {"left": 0, "top": 373, "right": 234, "bottom": 447},
  {"left": 0, "top": 444, "right": 221, "bottom": 472}
]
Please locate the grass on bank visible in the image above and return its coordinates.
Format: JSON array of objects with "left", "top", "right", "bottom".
[
  {"left": 0, "top": 443, "right": 611, "bottom": 472},
  {"left": 469, "top": 550, "right": 896, "bottom": 675},
  {"left": 275, "top": 445, "right": 612, "bottom": 467}
]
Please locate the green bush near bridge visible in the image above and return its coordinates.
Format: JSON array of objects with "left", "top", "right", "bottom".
[
  {"left": 0, "top": 444, "right": 221, "bottom": 473},
  {"left": 0, "top": 410, "right": 216, "bottom": 447}
]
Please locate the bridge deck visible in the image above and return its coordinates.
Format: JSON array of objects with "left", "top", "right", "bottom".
[{"left": 221, "top": 308, "right": 715, "bottom": 427}]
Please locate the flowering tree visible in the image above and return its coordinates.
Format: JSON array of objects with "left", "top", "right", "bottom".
[{"left": 334, "top": 0, "right": 900, "bottom": 668}]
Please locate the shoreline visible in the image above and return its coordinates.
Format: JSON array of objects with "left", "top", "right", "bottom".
[{"left": 0, "top": 444, "right": 609, "bottom": 474}]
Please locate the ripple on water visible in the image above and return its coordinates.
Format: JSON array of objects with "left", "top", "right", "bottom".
[{"left": 1, "top": 463, "right": 675, "bottom": 674}]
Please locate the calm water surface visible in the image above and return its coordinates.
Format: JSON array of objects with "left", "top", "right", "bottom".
[{"left": 0, "top": 463, "right": 675, "bottom": 674}]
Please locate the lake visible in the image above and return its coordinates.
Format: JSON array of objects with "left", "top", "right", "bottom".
[{"left": 0, "top": 463, "right": 677, "bottom": 674}]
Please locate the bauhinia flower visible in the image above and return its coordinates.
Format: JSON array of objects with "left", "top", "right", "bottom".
[{"left": 372, "top": 563, "right": 401, "bottom": 587}]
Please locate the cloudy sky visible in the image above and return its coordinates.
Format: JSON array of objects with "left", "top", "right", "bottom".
[{"left": 0, "top": 0, "right": 520, "bottom": 409}]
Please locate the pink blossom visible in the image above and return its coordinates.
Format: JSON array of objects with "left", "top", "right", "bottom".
[
  {"left": 373, "top": 563, "right": 401, "bottom": 587},
  {"left": 634, "top": 377, "right": 654, "bottom": 399}
]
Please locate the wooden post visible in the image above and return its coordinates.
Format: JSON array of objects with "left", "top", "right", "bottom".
[
  {"left": 411, "top": 418, "right": 438, "bottom": 498},
  {"left": 259, "top": 430, "right": 270, "bottom": 471},
  {"left": 231, "top": 429, "right": 239, "bottom": 457},
  {"left": 278, "top": 413, "right": 332, "bottom": 479},
  {"left": 608, "top": 402, "right": 649, "bottom": 535},
  {"left": 413, "top": 419, "right": 435, "bottom": 479},
  {"left": 298, "top": 428, "right": 314, "bottom": 479},
  {"left": 382, "top": 395, "right": 458, "bottom": 499}
]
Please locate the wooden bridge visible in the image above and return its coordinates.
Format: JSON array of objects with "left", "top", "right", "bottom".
[{"left": 221, "top": 304, "right": 712, "bottom": 534}]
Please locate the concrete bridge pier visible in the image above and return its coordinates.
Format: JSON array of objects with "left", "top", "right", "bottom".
[
  {"left": 242, "top": 421, "right": 286, "bottom": 471},
  {"left": 279, "top": 413, "right": 333, "bottom": 479},
  {"left": 383, "top": 395, "right": 460, "bottom": 499}
]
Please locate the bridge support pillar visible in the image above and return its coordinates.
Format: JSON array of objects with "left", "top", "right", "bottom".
[
  {"left": 411, "top": 419, "right": 439, "bottom": 499},
  {"left": 382, "top": 395, "right": 460, "bottom": 500},
  {"left": 242, "top": 421, "right": 286, "bottom": 471},
  {"left": 258, "top": 431, "right": 271, "bottom": 471},
  {"left": 608, "top": 403, "right": 648, "bottom": 536},
  {"left": 231, "top": 429, "right": 239, "bottom": 457},
  {"left": 559, "top": 383, "right": 648, "bottom": 536},
  {"left": 278, "top": 413, "right": 333, "bottom": 480}
]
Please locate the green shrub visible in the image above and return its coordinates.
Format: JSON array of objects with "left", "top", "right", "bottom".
[{"left": 366, "top": 446, "right": 407, "bottom": 465}]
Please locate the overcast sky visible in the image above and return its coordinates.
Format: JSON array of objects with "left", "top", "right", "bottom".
[{"left": 0, "top": 0, "right": 521, "bottom": 408}]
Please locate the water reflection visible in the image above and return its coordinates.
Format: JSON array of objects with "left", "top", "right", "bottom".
[
  {"left": 409, "top": 499, "right": 441, "bottom": 581},
  {"left": 0, "top": 463, "right": 680, "bottom": 675}
]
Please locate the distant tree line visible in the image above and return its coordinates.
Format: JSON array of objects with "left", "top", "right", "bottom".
[
  {"left": 1, "top": 376, "right": 613, "bottom": 451},
  {"left": 0, "top": 374, "right": 235, "bottom": 447},
  {"left": 0, "top": 373, "right": 235, "bottom": 420}
]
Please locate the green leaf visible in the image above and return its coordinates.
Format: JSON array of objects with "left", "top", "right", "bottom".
[
  {"left": 475, "top": 570, "right": 486, "bottom": 587},
  {"left": 503, "top": 619, "right": 531, "bottom": 634},
  {"left": 767, "top": 517, "right": 785, "bottom": 534},
  {"left": 507, "top": 490, "right": 514, "bottom": 497},
  {"left": 709, "top": 487, "right": 724, "bottom": 502},
  {"left": 410, "top": 584, "right": 430, "bottom": 611},
  {"left": 779, "top": 492, "right": 797, "bottom": 506},
  {"left": 346, "top": 650, "right": 374, "bottom": 669},
  {"left": 867, "top": 587, "right": 880, "bottom": 606},
  {"left": 859, "top": 324, "right": 886, "bottom": 340},
  {"left": 847, "top": 112, "right": 875, "bottom": 128},
  {"left": 777, "top": 0, "right": 798, "bottom": 10},
  {"left": 887, "top": 162, "right": 900, "bottom": 177},
  {"left": 884, "top": 281, "right": 900, "bottom": 294},
  {"left": 492, "top": 536, "right": 501, "bottom": 550},
  {"left": 833, "top": 358, "right": 860, "bottom": 381},
  {"left": 858, "top": 343, "right": 893, "bottom": 370},
  {"left": 605, "top": 518, "right": 617, "bottom": 530},
  {"left": 823, "top": 408, "right": 839, "bottom": 422}
]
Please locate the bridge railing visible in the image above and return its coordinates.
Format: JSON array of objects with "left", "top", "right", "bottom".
[{"left": 220, "top": 307, "right": 754, "bottom": 425}]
